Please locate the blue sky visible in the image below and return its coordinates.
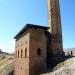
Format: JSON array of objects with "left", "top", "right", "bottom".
[{"left": 0, "top": 0, "right": 75, "bottom": 53}]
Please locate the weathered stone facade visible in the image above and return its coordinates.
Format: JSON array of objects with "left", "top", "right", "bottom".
[
  {"left": 14, "top": 24, "right": 49, "bottom": 75},
  {"left": 48, "top": 0, "right": 63, "bottom": 56}
]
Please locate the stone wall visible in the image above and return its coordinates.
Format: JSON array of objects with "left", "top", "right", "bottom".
[{"left": 14, "top": 28, "right": 47, "bottom": 75}]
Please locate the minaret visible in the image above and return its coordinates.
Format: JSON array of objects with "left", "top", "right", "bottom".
[{"left": 48, "top": 0, "right": 63, "bottom": 55}]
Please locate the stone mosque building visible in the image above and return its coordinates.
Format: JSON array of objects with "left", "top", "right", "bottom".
[{"left": 14, "top": 0, "right": 64, "bottom": 75}]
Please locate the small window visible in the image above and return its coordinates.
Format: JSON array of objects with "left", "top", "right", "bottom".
[
  {"left": 21, "top": 49, "right": 23, "bottom": 58},
  {"left": 37, "top": 48, "right": 41, "bottom": 56},
  {"left": 25, "top": 48, "right": 27, "bottom": 58}
]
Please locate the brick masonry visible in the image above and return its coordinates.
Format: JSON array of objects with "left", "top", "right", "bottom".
[
  {"left": 14, "top": 28, "right": 47, "bottom": 75},
  {"left": 48, "top": 0, "right": 63, "bottom": 55}
]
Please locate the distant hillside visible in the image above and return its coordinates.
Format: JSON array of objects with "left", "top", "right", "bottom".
[
  {"left": 64, "top": 48, "right": 75, "bottom": 52},
  {"left": 63, "top": 48, "right": 75, "bottom": 56},
  {"left": 0, "top": 49, "right": 14, "bottom": 75},
  {"left": 0, "top": 56, "right": 14, "bottom": 75},
  {"left": 0, "top": 49, "right": 9, "bottom": 55},
  {"left": 0, "top": 49, "right": 14, "bottom": 60}
]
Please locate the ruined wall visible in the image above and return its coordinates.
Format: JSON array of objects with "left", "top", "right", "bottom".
[
  {"left": 14, "top": 31, "right": 30, "bottom": 75},
  {"left": 29, "top": 28, "right": 47, "bottom": 75},
  {"left": 14, "top": 28, "right": 47, "bottom": 75}
]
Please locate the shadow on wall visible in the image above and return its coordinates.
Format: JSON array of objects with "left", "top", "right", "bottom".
[{"left": 8, "top": 71, "right": 14, "bottom": 75}]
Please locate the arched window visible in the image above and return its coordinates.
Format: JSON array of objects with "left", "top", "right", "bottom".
[
  {"left": 18, "top": 50, "right": 19, "bottom": 58},
  {"left": 15, "top": 50, "right": 17, "bottom": 58},
  {"left": 16, "top": 50, "right": 17, "bottom": 58},
  {"left": 37, "top": 48, "right": 41, "bottom": 56},
  {"left": 21, "top": 49, "right": 23, "bottom": 58},
  {"left": 25, "top": 48, "right": 27, "bottom": 58}
]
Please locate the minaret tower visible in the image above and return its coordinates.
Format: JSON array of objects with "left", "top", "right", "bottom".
[{"left": 48, "top": 0, "right": 63, "bottom": 56}]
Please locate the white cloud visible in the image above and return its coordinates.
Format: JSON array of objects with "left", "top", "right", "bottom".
[{"left": 0, "top": 39, "right": 15, "bottom": 53}]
